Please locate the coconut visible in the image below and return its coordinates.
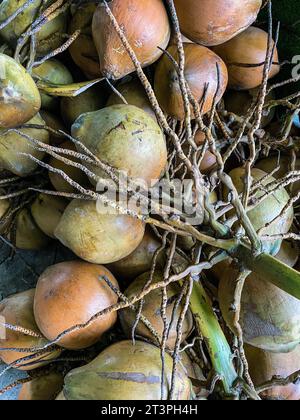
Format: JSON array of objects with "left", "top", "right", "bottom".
[
  {"left": 120, "top": 272, "right": 194, "bottom": 348},
  {"left": 218, "top": 263, "right": 300, "bottom": 353},
  {"left": 0, "top": 54, "right": 41, "bottom": 128},
  {"left": 62, "top": 340, "right": 192, "bottom": 400},
  {"left": 174, "top": 0, "right": 262, "bottom": 46},
  {"left": 60, "top": 86, "right": 107, "bottom": 127},
  {"left": 55, "top": 199, "right": 145, "bottom": 265},
  {"left": 68, "top": 3, "right": 100, "bottom": 79},
  {"left": 213, "top": 27, "right": 280, "bottom": 90},
  {"left": 245, "top": 344, "right": 300, "bottom": 400},
  {"left": 154, "top": 43, "right": 228, "bottom": 120},
  {"left": 13, "top": 208, "right": 49, "bottom": 251},
  {"left": 34, "top": 261, "right": 119, "bottom": 350},
  {"left": 227, "top": 167, "right": 294, "bottom": 253},
  {"left": 18, "top": 372, "right": 64, "bottom": 400},
  {"left": 256, "top": 156, "right": 300, "bottom": 198},
  {"left": 224, "top": 86, "right": 275, "bottom": 128},
  {"left": 0, "top": 289, "right": 61, "bottom": 370},
  {"left": 108, "top": 228, "right": 163, "bottom": 282},
  {"left": 32, "top": 59, "right": 73, "bottom": 111},
  {"left": 71, "top": 105, "right": 167, "bottom": 186},
  {"left": 0, "top": 113, "right": 49, "bottom": 177},
  {"left": 39, "top": 111, "right": 66, "bottom": 146},
  {"left": 92, "top": 0, "right": 171, "bottom": 80},
  {"left": 31, "top": 194, "right": 68, "bottom": 239},
  {"left": 0, "top": 1, "right": 67, "bottom": 55},
  {"left": 107, "top": 79, "right": 156, "bottom": 121},
  {"left": 48, "top": 140, "right": 89, "bottom": 194},
  {"left": 275, "top": 240, "right": 299, "bottom": 268}
]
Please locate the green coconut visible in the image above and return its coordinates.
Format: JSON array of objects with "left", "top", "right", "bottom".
[
  {"left": 0, "top": 113, "right": 49, "bottom": 176},
  {"left": 31, "top": 193, "right": 68, "bottom": 239},
  {"left": 0, "top": 0, "right": 67, "bottom": 55},
  {"left": 39, "top": 110, "right": 66, "bottom": 146},
  {"left": 219, "top": 255, "right": 300, "bottom": 353},
  {"left": 120, "top": 271, "right": 194, "bottom": 348},
  {"left": 0, "top": 53, "right": 41, "bottom": 128},
  {"left": 55, "top": 199, "right": 145, "bottom": 265},
  {"left": 13, "top": 208, "right": 49, "bottom": 251},
  {"left": 256, "top": 156, "right": 300, "bottom": 198},
  {"left": 71, "top": 104, "right": 167, "bottom": 186},
  {"left": 107, "top": 79, "right": 156, "bottom": 121},
  {"left": 32, "top": 60, "right": 73, "bottom": 111},
  {"left": 108, "top": 227, "right": 164, "bottom": 282},
  {"left": 61, "top": 86, "right": 106, "bottom": 127},
  {"left": 63, "top": 340, "right": 192, "bottom": 400},
  {"left": 227, "top": 167, "right": 294, "bottom": 253},
  {"left": 18, "top": 372, "right": 64, "bottom": 400}
]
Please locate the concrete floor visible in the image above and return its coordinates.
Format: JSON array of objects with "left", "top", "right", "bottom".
[{"left": 0, "top": 241, "right": 74, "bottom": 400}]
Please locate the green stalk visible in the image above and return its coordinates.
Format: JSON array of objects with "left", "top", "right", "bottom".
[
  {"left": 238, "top": 247, "right": 300, "bottom": 300},
  {"left": 189, "top": 281, "right": 238, "bottom": 395}
]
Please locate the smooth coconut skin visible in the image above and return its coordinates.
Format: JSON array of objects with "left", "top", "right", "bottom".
[
  {"left": 108, "top": 228, "right": 163, "bottom": 282},
  {"left": 18, "top": 372, "right": 64, "bottom": 400},
  {"left": 245, "top": 344, "right": 300, "bottom": 400},
  {"left": 34, "top": 261, "right": 119, "bottom": 350},
  {"left": 39, "top": 111, "right": 66, "bottom": 146},
  {"left": 71, "top": 105, "right": 167, "bottom": 186},
  {"left": 0, "top": 289, "right": 61, "bottom": 370},
  {"left": 49, "top": 140, "right": 89, "bottom": 194},
  {"left": 154, "top": 43, "right": 228, "bottom": 120},
  {"left": 32, "top": 59, "right": 73, "bottom": 111},
  {"left": 63, "top": 340, "right": 192, "bottom": 400},
  {"left": 213, "top": 27, "right": 280, "bottom": 90},
  {"left": 0, "top": 0, "right": 67, "bottom": 55},
  {"left": 55, "top": 200, "right": 145, "bottom": 265},
  {"left": 92, "top": 0, "right": 171, "bottom": 80},
  {"left": 14, "top": 208, "right": 49, "bottom": 251},
  {"left": 219, "top": 264, "right": 300, "bottom": 353},
  {"left": 174, "top": 0, "right": 262, "bottom": 46},
  {"left": 0, "top": 113, "right": 49, "bottom": 177},
  {"left": 107, "top": 79, "right": 157, "bottom": 121},
  {"left": 256, "top": 156, "right": 300, "bottom": 198},
  {"left": 31, "top": 194, "right": 68, "bottom": 239},
  {"left": 60, "top": 86, "right": 107, "bottom": 127},
  {"left": 68, "top": 3, "right": 100, "bottom": 79},
  {"left": 224, "top": 86, "right": 275, "bottom": 128},
  {"left": 227, "top": 167, "right": 294, "bottom": 247},
  {"left": 120, "top": 272, "right": 194, "bottom": 348},
  {"left": 0, "top": 54, "right": 41, "bottom": 128}
]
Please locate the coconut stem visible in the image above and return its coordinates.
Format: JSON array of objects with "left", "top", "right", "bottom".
[
  {"left": 188, "top": 280, "right": 238, "bottom": 395},
  {"left": 237, "top": 247, "right": 300, "bottom": 300}
]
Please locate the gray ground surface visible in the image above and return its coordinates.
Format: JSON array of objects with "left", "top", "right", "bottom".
[{"left": 0, "top": 241, "right": 74, "bottom": 400}]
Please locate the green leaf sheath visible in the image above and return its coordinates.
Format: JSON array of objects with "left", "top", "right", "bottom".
[{"left": 189, "top": 281, "right": 237, "bottom": 395}]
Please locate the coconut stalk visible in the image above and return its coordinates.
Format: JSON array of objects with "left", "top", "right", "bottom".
[
  {"left": 188, "top": 279, "right": 238, "bottom": 396},
  {"left": 237, "top": 246, "right": 300, "bottom": 300}
]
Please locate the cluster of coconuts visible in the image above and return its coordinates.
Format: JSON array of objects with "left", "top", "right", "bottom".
[{"left": 0, "top": 0, "right": 299, "bottom": 401}]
